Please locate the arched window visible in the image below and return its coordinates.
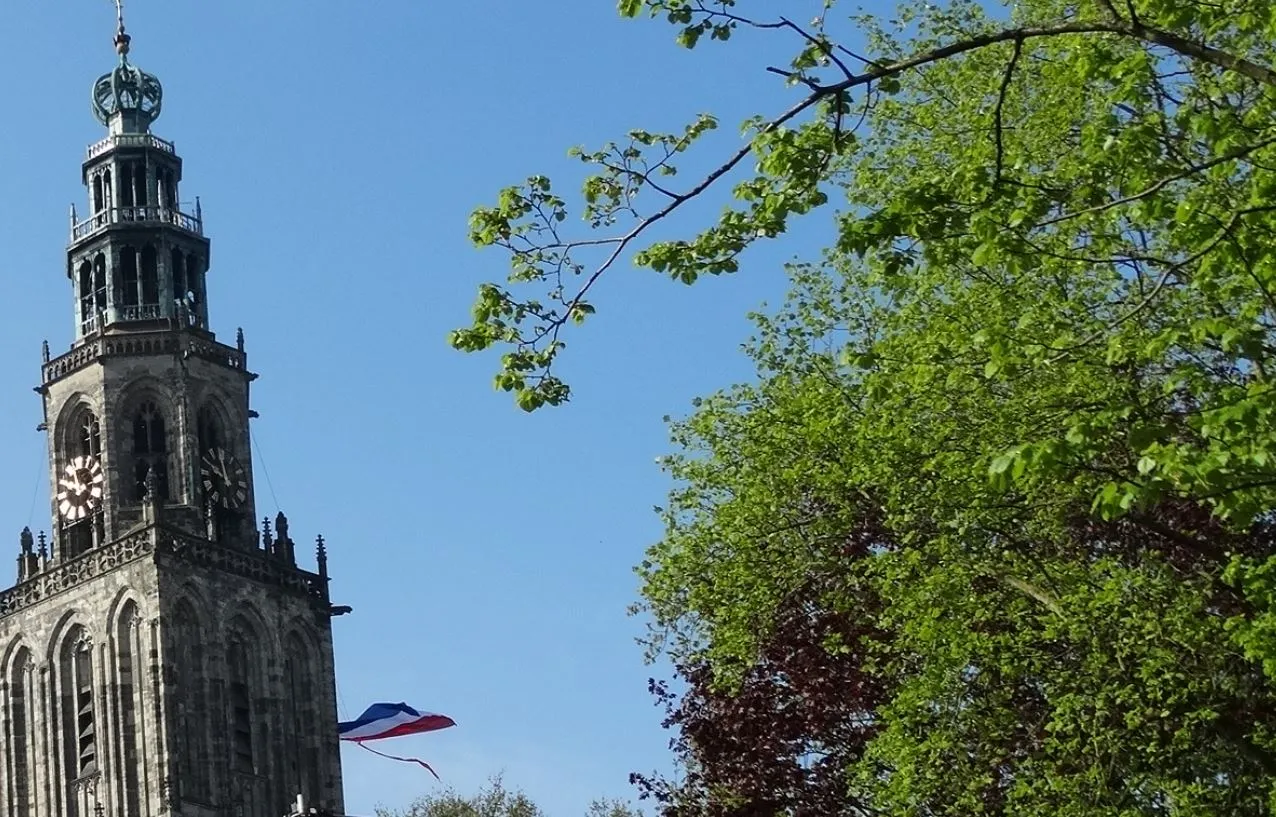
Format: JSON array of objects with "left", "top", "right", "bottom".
[
  {"left": 59, "top": 628, "right": 97, "bottom": 782},
  {"left": 172, "top": 603, "right": 210, "bottom": 801},
  {"left": 119, "top": 163, "right": 135, "bottom": 208},
  {"left": 115, "top": 606, "right": 144, "bottom": 817},
  {"left": 93, "top": 253, "right": 107, "bottom": 307},
  {"left": 284, "top": 633, "right": 321, "bottom": 802},
  {"left": 79, "top": 256, "right": 107, "bottom": 332},
  {"left": 78, "top": 261, "right": 93, "bottom": 324},
  {"left": 102, "top": 169, "right": 113, "bottom": 210},
  {"left": 228, "top": 636, "right": 254, "bottom": 773},
  {"left": 140, "top": 246, "right": 159, "bottom": 306},
  {"left": 92, "top": 174, "right": 104, "bottom": 213},
  {"left": 132, "top": 401, "right": 168, "bottom": 501},
  {"left": 120, "top": 247, "right": 139, "bottom": 307},
  {"left": 133, "top": 162, "right": 148, "bottom": 207},
  {"left": 72, "top": 411, "right": 101, "bottom": 459},
  {"left": 7, "top": 648, "right": 34, "bottom": 817}
]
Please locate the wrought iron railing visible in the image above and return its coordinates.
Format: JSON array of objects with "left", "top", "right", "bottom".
[{"left": 71, "top": 205, "right": 203, "bottom": 242}]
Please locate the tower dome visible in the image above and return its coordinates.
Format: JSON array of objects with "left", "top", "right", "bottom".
[{"left": 90, "top": 20, "right": 162, "bottom": 133}]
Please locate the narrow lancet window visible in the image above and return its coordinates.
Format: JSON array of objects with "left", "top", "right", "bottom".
[
  {"left": 228, "top": 638, "right": 254, "bottom": 773},
  {"left": 141, "top": 246, "right": 159, "bottom": 306},
  {"left": 133, "top": 161, "right": 148, "bottom": 207},
  {"left": 121, "top": 247, "right": 139, "bottom": 307},
  {"left": 60, "top": 631, "right": 97, "bottom": 783},
  {"left": 119, "top": 163, "right": 135, "bottom": 208},
  {"left": 132, "top": 401, "right": 168, "bottom": 501},
  {"left": 171, "top": 248, "right": 186, "bottom": 299},
  {"left": 8, "top": 650, "right": 33, "bottom": 817},
  {"left": 78, "top": 261, "right": 94, "bottom": 326},
  {"left": 116, "top": 607, "right": 143, "bottom": 817}
]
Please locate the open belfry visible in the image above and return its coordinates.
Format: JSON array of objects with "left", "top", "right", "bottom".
[{"left": 0, "top": 9, "right": 345, "bottom": 817}]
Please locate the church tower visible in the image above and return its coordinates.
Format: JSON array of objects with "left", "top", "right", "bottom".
[{"left": 0, "top": 11, "right": 345, "bottom": 817}]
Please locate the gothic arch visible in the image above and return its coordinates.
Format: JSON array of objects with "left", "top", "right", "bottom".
[
  {"left": 111, "top": 378, "right": 173, "bottom": 429},
  {"left": 54, "top": 622, "right": 99, "bottom": 786},
  {"left": 113, "top": 599, "right": 146, "bottom": 817},
  {"left": 226, "top": 614, "right": 266, "bottom": 776},
  {"left": 60, "top": 405, "right": 103, "bottom": 462},
  {"left": 53, "top": 393, "right": 100, "bottom": 452},
  {"left": 195, "top": 396, "right": 234, "bottom": 456},
  {"left": 1, "top": 636, "right": 30, "bottom": 676},
  {"left": 225, "top": 601, "right": 272, "bottom": 651},
  {"left": 106, "top": 588, "right": 150, "bottom": 633},
  {"left": 281, "top": 628, "right": 321, "bottom": 801},
  {"left": 4, "top": 643, "right": 35, "bottom": 817},
  {"left": 44, "top": 609, "right": 88, "bottom": 665},
  {"left": 170, "top": 597, "right": 211, "bottom": 801},
  {"left": 115, "top": 382, "right": 174, "bottom": 503},
  {"left": 172, "top": 582, "right": 213, "bottom": 617}
]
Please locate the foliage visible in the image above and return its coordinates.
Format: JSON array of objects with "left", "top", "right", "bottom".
[
  {"left": 456, "top": 0, "right": 1276, "bottom": 812},
  {"left": 631, "top": 264, "right": 1276, "bottom": 811},
  {"left": 375, "top": 777, "right": 643, "bottom": 817}
]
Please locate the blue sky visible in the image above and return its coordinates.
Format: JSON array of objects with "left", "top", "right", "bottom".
[{"left": 0, "top": 3, "right": 851, "bottom": 814}]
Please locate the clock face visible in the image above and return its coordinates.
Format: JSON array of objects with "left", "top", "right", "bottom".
[
  {"left": 201, "top": 448, "right": 248, "bottom": 510},
  {"left": 57, "top": 455, "right": 105, "bottom": 521}
]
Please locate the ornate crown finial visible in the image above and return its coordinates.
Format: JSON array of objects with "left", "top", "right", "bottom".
[{"left": 92, "top": 0, "right": 162, "bottom": 132}]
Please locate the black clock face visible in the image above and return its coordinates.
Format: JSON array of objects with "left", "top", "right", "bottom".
[
  {"left": 58, "top": 455, "right": 105, "bottom": 521},
  {"left": 201, "top": 448, "right": 248, "bottom": 510}
]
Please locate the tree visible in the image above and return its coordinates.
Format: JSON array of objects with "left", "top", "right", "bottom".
[
  {"left": 453, "top": 0, "right": 1276, "bottom": 813},
  {"left": 630, "top": 262, "right": 1276, "bottom": 814},
  {"left": 376, "top": 777, "right": 643, "bottom": 817}
]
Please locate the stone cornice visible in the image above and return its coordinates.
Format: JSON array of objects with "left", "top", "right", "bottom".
[{"left": 0, "top": 525, "right": 326, "bottom": 622}]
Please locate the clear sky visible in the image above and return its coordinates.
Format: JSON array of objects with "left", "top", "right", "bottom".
[{"left": 0, "top": 3, "right": 848, "bottom": 814}]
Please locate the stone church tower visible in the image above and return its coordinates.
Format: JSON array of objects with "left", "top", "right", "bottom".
[{"left": 0, "top": 14, "right": 345, "bottom": 817}]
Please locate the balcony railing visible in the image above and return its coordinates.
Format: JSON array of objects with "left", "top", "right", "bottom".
[
  {"left": 85, "top": 133, "right": 176, "bottom": 160},
  {"left": 119, "top": 304, "right": 164, "bottom": 322},
  {"left": 71, "top": 205, "right": 203, "bottom": 243},
  {"left": 79, "top": 305, "right": 205, "bottom": 338}
]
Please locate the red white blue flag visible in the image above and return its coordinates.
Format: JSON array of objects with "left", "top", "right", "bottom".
[
  {"left": 339, "top": 702, "right": 456, "bottom": 741},
  {"left": 339, "top": 702, "right": 455, "bottom": 780}
]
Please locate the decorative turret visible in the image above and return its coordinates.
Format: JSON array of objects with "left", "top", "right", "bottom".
[{"left": 67, "top": 0, "right": 209, "bottom": 341}]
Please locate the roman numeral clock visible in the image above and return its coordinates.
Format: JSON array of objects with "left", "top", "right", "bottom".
[{"left": 202, "top": 447, "right": 249, "bottom": 510}]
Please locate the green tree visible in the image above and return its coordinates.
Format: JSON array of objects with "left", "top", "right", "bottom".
[
  {"left": 376, "top": 777, "right": 642, "bottom": 817},
  {"left": 454, "top": 0, "right": 1276, "bottom": 813},
  {"left": 634, "top": 262, "right": 1276, "bottom": 814}
]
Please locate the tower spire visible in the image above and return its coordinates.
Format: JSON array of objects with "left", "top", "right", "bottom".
[{"left": 113, "top": 0, "right": 131, "bottom": 58}]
